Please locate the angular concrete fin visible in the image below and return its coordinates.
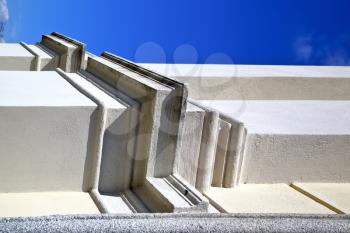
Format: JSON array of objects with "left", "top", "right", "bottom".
[{"left": 40, "top": 32, "right": 86, "bottom": 72}]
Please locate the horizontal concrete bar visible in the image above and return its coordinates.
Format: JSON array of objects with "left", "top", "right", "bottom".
[{"left": 139, "top": 63, "right": 350, "bottom": 100}]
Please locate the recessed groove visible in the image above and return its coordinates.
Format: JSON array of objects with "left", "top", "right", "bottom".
[{"left": 289, "top": 184, "right": 345, "bottom": 214}]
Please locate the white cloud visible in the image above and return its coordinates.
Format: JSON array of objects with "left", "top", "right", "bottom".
[
  {"left": 324, "top": 50, "right": 350, "bottom": 66},
  {"left": 0, "top": 0, "right": 9, "bottom": 22},
  {"left": 294, "top": 34, "right": 313, "bottom": 62},
  {"left": 293, "top": 33, "right": 350, "bottom": 66}
]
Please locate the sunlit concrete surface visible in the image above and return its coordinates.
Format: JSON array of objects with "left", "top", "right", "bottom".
[
  {"left": 199, "top": 100, "right": 350, "bottom": 184},
  {"left": 292, "top": 183, "right": 350, "bottom": 214},
  {"left": 98, "top": 194, "right": 134, "bottom": 213},
  {"left": 0, "top": 71, "right": 95, "bottom": 106},
  {"left": 1, "top": 33, "right": 350, "bottom": 227},
  {"left": 0, "top": 192, "right": 100, "bottom": 217},
  {"left": 139, "top": 64, "right": 350, "bottom": 100},
  {"left": 198, "top": 100, "right": 350, "bottom": 134},
  {"left": 0, "top": 44, "right": 35, "bottom": 70},
  {"left": 0, "top": 71, "right": 97, "bottom": 192},
  {"left": 205, "top": 184, "right": 334, "bottom": 214}
]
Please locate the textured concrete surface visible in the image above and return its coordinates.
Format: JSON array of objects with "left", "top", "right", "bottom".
[
  {"left": 98, "top": 194, "right": 133, "bottom": 214},
  {"left": 86, "top": 56, "right": 173, "bottom": 184},
  {"left": 293, "top": 183, "right": 350, "bottom": 214},
  {"left": 174, "top": 103, "right": 205, "bottom": 186},
  {"left": 196, "top": 111, "right": 220, "bottom": 192},
  {"left": 59, "top": 71, "right": 133, "bottom": 193},
  {"left": 0, "top": 214, "right": 350, "bottom": 233},
  {"left": 41, "top": 34, "right": 80, "bottom": 72},
  {"left": 139, "top": 63, "right": 350, "bottom": 100},
  {"left": 212, "top": 119, "right": 231, "bottom": 187},
  {"left": 27, "top": 44, "right": 59, "bottom": 70},
  {"left": 205, "top": 184, "right": 334, "bottom": 214},
  {"left": 200, "top": 100, "right": 350, "bottom": 184},
  {"left": 0, "top": 192, "right": 99, "bottom": 217}
]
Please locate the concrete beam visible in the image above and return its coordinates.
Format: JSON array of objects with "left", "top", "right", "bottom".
[
  {"left": 40, "top": 33, "right": 85, "bottom": 72},
  {"left": 195, "top": 110, "right": 220, "bottom": 192},
  {"left": 139, "top": 64, "right": 350, "bottom": 100},
  {"left": 212, "top": 119, "right": 231, "bottom": 187},
  {"left": 174, "top": 103, "right": 205, "bottom": 186},
  {"left": 101, "top": 53, "right": 188, "bottom": 179}
]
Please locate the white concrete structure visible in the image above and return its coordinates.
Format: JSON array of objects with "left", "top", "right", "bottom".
[{"left": 0, "top": 32, "right": 349, "bottom": 217}]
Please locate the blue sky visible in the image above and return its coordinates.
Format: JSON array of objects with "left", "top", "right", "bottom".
[{"left": 1, "top": 0, "right": 350, "bottom": 65}]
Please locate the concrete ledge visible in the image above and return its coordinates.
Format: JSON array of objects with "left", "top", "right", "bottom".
[
  {"left": 41, "top": 33, "right": 85, "bottom": 72},
  {"left": 205, "top": 185, "right": 335, "bottom": 214},
  {"left": 292, "top": 183, "right": 350, "bottom": 214},
  {"left": 139, "top": 64, "right": 350, "bottom": 100},
  {"left": 0, "top": 192, "right": 99, "bottom": 217}
]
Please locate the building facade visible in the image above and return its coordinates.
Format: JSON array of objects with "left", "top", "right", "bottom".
[{"left": 0, "top": 33, "right": 350, "bottom": 226}]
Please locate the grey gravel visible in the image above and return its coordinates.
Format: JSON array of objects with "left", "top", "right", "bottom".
[{"left": 0, "top": 213, "right": 350, "bottom": 233}]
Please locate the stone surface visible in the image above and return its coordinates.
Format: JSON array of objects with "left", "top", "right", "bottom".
[
  {"left": 0, "top": 192, "right": 99, "bottom": 217},
  {"left": 1, "top": 214, "right": 350, "bottom": 233},
  {"left": 293, "top": 183, "right": 350, "bottom": 214},
  {"left": 205, "top": 184, "right": 334, "bottom": 214}
]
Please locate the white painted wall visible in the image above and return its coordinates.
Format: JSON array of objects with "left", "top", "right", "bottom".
[{"left": 0, "top": 71, "right": 97, "bottom": 192}]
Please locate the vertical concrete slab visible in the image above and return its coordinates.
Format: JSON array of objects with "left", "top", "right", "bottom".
[
  {"left": 40, "top": 33, "right": 85, "bottom": 72},
  {"left": 101, "top": 52, "right": 188, "bottom": 180},
  {"left": 85, "top": 56, "right": 176, "bottom": 189},
  {"left": 27, "top": 44, "right": 59, "bottom": 70},
  {"left": 174, "top": 103, "right": 205, "bottom": 186},
  {"left": 61, "top": 71, "right": 135, "bottom": 194},
  {"left": 212, "top": 119, "right": 231, "bottom": 187},
  {"left": 195, "top": 111, "right": 220, "bottom": 192}
]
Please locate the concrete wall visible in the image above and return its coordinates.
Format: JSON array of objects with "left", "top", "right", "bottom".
[
  {"left": 241, "top": 134, "right": 350, "bottom": 183},
  {"left": 0, "top": 71, "right": 98, "bottom": 192},
  {"left": 139, "top": 64, "right": 350, "bottom": 100},
  {"left": 0, "top": 107, "right": 96, "bottom": 192}
]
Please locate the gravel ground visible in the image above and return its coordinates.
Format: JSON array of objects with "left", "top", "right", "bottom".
[{"left": 0, "top": 213, "right": 350, "bottom": 233}]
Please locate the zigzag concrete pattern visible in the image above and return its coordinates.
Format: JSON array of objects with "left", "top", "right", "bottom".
[{"left": 0, "top": 33, "right": 350, "bottom": 229}]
